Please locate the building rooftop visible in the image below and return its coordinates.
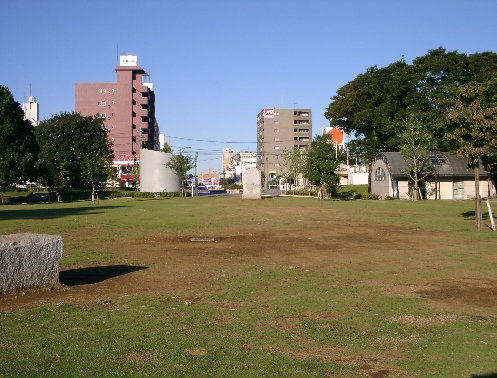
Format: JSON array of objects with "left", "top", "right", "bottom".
[{"left": 377, "top": 152, "right": 491, "bottom": 178}]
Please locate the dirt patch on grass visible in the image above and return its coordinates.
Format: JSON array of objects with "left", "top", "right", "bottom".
[
  {"left": 0, "top": 209, "right": 494, "bottom": 316},
  {"left": 417, "top": 279, "right": 497, "bottom": 311}
]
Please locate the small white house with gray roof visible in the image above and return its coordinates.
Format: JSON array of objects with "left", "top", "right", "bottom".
[{"left": 371, "top": 152, "right": 495, "bottom": 200}]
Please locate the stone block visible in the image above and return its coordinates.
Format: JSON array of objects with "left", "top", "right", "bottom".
[
  {"left": 242, "top": 168, "right": 262, "bottom": 199},
  {"left": 0, "top": 233, "right": 64, "bottom": 294}
]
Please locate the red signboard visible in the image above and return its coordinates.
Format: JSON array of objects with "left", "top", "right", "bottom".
[{"left": 264, "top": 109, "right": 274, "bottom": 118}]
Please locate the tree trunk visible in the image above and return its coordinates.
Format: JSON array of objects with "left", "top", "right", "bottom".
[
  {"left": 413, "top": 172, "right": 419, "bottom": 201},
  {"left": 475, "top": 165, "right": 482, "bottom": 231},
  {"left": 91, "top": 182, "right": 95, "bottom": 204}
]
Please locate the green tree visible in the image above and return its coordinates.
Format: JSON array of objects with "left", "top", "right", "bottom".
[
  {"left": 81, "top": 155, "right": 112, "bottom": 203},
  {"left": 303, "top": 134, "right": 340, "bottom": 197},
  {"left": 161, "top": 144, "right": 173, "bottom": 153},
  {"left": 282, "top": 146, "right": 304, "bottom": 194},
  {"left": 0, "top": 86, "right": 37, "bottom": 189},
  {"left": 447, "top": 84, "right": 497, "bottom": 231},
  {"left": 325, "top": 48, "right": 497, "bottom": 162},
  {"left": 165, "top": 153, "right": 193, "bottom": 197},
  {"left": 398, "top": 115, "right": 433, "bottom": 201},
  {"left": 325, "top": 59, "right": 418, "bottom": 163},
  {"left": 35, "top": 112, "right": 113, "bottom": 191}
]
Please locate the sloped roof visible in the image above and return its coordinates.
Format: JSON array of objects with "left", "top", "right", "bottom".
[{"left": 376, "top": 152, "right": 491, "bottom": 178}]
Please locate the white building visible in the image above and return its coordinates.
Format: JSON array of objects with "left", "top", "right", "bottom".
[
  {"left": 222, "top": 148, "right": 257, "bottom": 183},
  {"left": 22, "top": 96, "right": 39, "bottom": 126}
]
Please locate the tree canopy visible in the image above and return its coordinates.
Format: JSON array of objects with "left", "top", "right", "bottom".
[
  {"left": 165, "top": 152, "right": 193, "bottom": 196},
  {"left": 0, "top": 86, "right": 37, "bottom": 189},
  {"left": 302, "top": 134, "right": 340, "bottom": 196},
  {"left": 325, "top": 48, "right": 497, "bottom": 162},
  {"left": 447, "top": 84, "right": 497, "bottom": 230},
  {"left": 282, "top": 146, "right": 303, "bottom": 192},
  {"left": 35, "top": 112, "right": 113, "bottom": 190},
  {"left": 398, "top": 115, "right": 433, "bottom": 200}
]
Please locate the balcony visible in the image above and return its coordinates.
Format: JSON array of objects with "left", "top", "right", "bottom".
[
  {"left": 133, "top": 92, "right": 148, "bottom": 104},
  {"left": 134, "top": 106, "right": 148, "bottom": 117},
  {"left": 294, "top": 111, "right": 309, "bottom": 117}
]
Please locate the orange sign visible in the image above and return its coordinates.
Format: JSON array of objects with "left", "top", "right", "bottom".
[{"left": 323, "top": 127, "right": 344, "bottom": 145}]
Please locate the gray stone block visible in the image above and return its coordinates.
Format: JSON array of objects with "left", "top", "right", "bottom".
[
  {"left": 242, "top": 168, "right": 262, "bottom": 199},
  {"left": 0, "top": 233, "right": 64, "bottom": 294}
]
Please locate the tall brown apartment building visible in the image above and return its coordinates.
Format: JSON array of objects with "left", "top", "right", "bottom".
[
  {"left": 75, "top": 55, "right": 159, "bottom": 172},
  {"left": 257, "top": 108, "right": 312, "bottom": 182}
]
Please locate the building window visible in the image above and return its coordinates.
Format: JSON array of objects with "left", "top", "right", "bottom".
[
  {"left": 374, "top": 167, "right": 385, "bottom": 181},
  {"left": 98, "top": 101, "right": 106, "bottom": 106},
  {"left": 274, "top": 138, "right": 280, "bottom": 141},
  {"left": 275, "top": 163, "right": 280, "bottom": 167},
  {"left": 274, "top": 121, "right": 279, "bottom": 125},
  {"left": 274, "top": 155, "right": 279, "bottom": 159},
  {"left": 274, "top": 146, "right": 280, "bottom": 150},
  {"left": 274, "top": 129, "right": 279, "bottom": 133},
  {"left": 96, "top": 113, "right": 106, "bottom": 118},
  {"left": 97, "top": 89, "right": 106, "bottom": 94}
]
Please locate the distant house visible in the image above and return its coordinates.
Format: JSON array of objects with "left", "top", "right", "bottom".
[{"left": 371, "top": 152, "right": 496, "bottom": 200}]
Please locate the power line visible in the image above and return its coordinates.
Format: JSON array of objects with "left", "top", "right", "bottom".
[{"left": 165, "top": 135, "right": 256, "bottom": 144}]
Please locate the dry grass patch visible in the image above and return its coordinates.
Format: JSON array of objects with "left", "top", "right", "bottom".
[
  {"left": 390, "top": 313, "right": 461, "bottom": 327},
  {"left": 184, "top": 348, "right": 207, "bottom": 356},
  {"left": 124, "top": 351, "right": 160, "bottom": 364}
]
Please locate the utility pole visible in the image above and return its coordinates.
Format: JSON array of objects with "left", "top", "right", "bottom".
[{"left": 194, "top": 152, "right": 199, "bottom": 197}]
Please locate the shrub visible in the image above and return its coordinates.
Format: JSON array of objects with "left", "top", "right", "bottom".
[
  {"left": 285, "top": 189, "right": 317, "bottom": 196},
  {"left": 223, "top": 184, "right": 243, "bottom": 190},
  {"left": 112, "top": 191, "right": 180, "bottom": 199},
  {"left": 361, "top": 193, "right": 379, "bottom": 200}
]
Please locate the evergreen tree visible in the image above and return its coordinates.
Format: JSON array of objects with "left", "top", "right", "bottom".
[{"left": 0, "top": 86, "right": 37, "bottom": 189}]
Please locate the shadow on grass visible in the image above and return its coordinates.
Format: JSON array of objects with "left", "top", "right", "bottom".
[
  {"left": 460, "top": 210, "right": 495, "bottom": 221},
  {"left": 0, "top": 205, "right": 128, "bottom": 221},
  {"left": 59, "top": 265, "right": 147, "bottom": 286}
]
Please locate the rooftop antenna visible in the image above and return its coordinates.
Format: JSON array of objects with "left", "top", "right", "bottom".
[
  {"left": 293, "top": 100, "right": 297, "bottom": 109},
  {"left": 116, "top": 44, "right": 119, "bottom": 65}
]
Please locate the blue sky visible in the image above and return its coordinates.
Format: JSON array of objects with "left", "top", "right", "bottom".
[{"left": 2, "top": 0, "right": 497, "bottom": 173}]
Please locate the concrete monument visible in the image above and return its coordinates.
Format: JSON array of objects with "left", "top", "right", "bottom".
[
  {"left": 242, "top": 168, "right": 262, "bottom": 199},
  {"left": 0, "top": 233, "right": 64, "bottom": 294}
]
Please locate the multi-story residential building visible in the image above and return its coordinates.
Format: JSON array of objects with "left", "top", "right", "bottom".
[
  {"left": 199, "top": 168, "right": 221, "bottom": 185},
  {"left": 22, "top": 96, "right": 39, "bottom": 126},
  {"left": 222, "top": 147, "right": 257, "bottom": 183},
  {"left": 256, "top": 108, "right": 312, "bottom": 183},
  {"left": 75, "top": 55, "right": 159, "bottom": 183}
]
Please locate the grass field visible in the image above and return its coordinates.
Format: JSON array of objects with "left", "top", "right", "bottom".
[{"left": 1, "top": 196, "right": 497, "bottom": 377}]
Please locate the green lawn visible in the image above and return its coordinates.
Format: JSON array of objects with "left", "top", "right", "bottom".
[{"left": 1, "top": 197, "right": 496, "bottom": 376}]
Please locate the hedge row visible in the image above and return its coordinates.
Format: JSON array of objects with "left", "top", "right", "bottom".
[{"left": 1, "top": 189, "right": 180, "bottom": 204}]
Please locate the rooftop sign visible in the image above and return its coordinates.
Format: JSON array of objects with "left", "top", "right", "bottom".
[{"left": 120, "top": 55, "right": 138, "bottom": 66}]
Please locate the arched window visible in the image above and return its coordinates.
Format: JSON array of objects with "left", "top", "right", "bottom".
[{"left": 374, "top": 167, "right": 385, "bottom": 181}]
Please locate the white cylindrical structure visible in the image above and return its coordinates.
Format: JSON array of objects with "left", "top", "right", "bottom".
[{"left": 139, "top": 149, "right": 181, "bottom": 192}]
